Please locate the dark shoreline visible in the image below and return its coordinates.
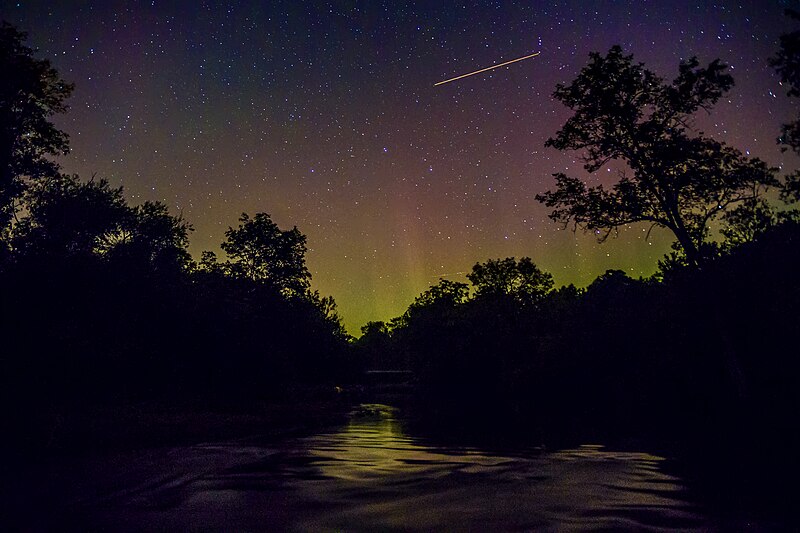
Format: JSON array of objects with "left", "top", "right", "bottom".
[
  {"left": 2, "top": 392, "right": 794, "bottom": 531},
  {"left": 3, "top": 390, "right": 355, "bottom": 460}
]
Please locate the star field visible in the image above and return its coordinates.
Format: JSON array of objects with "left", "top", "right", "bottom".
[{"left": 5, "top": 1, "right": 798, "bottom": 332}]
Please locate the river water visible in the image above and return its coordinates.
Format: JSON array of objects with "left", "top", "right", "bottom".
[{"left": 30, "top": 403, "right": 730, "bottom": 530}]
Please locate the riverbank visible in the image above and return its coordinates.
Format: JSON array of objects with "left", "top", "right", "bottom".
[
  {"left": 3, "top": 388, "right": 355, "bottom": 459},
  {"left": 5, "top": 400, "right": 788, "bottom": 532},
  {"left": 1, "top": 389, "right": 357, "bottom": 530}
]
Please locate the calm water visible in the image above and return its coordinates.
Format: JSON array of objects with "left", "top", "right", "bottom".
[{"left": 40, "top": 403, "right": 716, "bottom": 531}]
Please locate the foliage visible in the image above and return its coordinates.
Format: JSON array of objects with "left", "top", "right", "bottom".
[
  {"left": 306, "top": 288, "right": 350, "bottom": 340},
  {"left": 221, "top": 212, "right": 311, "bottom": 295},
  {"left": 362, "top": 222, "right": 799, "bottom": 456},
  {"left": 769, "top": 9, "right": 800, "bottom": 154},
  {"left": 585, "top": 269, "right": 639, "bottom": 292},
  {"left": 361, "top": 320, "right": 390, "bottom": 337},
  {"left": 356, "top": 321, "right": 405, "bottom": 370},
  {"left": 3, "top": 22, "right": 797, "bottom": 482},
  {"left": 0, "top": 21, "right": 73, "bottom": 232},
  {"left": 12, "top": 174, "right": 129, "bottom": 258},
  {"left": 10, "top": 173, "right": 192, "bottom": 272},
  {"left": 719, "top": 198, "right": 779, "bottom": 248},
  {"left": 770, "top": 9, "right": 800, "bottom": 204},
  {"left": 410, "top": 278, "right": 470, "bottom": 309},
  {"left": 536, "top": 46, "right": 778, "bottom": 264},
  {"left": 785, "top": 172, "right": 800, "bottom": 204},
  {"left": 124, "top": 201, "right": 192, "bottom": 270},
  {"left": 2, "top": 172, "right": 350, "bottom": 418},
  {"left": 467, "top": 257, "right": 554, "bottom": 303}
]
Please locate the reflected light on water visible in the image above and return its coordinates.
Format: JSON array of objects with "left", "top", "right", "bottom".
[
  {"left": 304, "top": 404, "right": 503, "bottom": 480},
  {"left": 62, "top": 403, "right": 709, "bottom": 531},
  {"left": 284, "top": 404, "right": 704, "bottom": 531}
]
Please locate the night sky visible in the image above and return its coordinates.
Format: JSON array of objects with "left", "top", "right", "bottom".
[{"left": 5, "top": 1, "right": 798, "bottom": 333}]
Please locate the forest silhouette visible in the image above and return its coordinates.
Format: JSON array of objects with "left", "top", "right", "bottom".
[{"left": 0, "top": 15, "right": 798, "bottom": 503}]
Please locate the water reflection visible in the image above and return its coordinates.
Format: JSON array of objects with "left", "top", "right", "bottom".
[
  {"left": 284, "top": 404, "right": 705, "bottom": 531},
  {"left": 67, "top": 403, "right": 709, "bottom": 531},
  {"left": 304, "top": 404, "right": 505, "bottom": 480}
]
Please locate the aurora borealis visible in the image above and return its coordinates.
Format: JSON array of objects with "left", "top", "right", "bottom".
[{"left": 5, "top": 1, "right": 798, "bottom": 333}]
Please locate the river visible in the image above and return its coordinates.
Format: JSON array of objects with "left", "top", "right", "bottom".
[{"left": 13, "top": 403, "right": 762, "bottom": 531}]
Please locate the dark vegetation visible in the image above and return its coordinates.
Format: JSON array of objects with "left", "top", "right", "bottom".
[
  {"left": 0, "top": 12, "right": 798, "bottom": 494},
  {"left": 355, "top": 14, "right": 800, "bottom": 508},
  {"left": 360, "top": 234, "right": 798, "bottom": 445},
  {"left": 0, "top": 22, "right": 354, "bottom": 453}
]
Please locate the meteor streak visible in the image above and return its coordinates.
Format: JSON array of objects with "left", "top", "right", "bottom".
[{"left": 434, "top": 51, "right": 541, "bottom": 86}]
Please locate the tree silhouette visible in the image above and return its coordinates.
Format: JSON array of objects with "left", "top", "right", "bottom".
[
  {"left": 468, "top": 257, "right": 554, "bottom": 303},
  {"left": 221, "top": 212, "right": 311, "bottom": 295},
  {"left": 410, "top": 278, "right": 469, "bottom": 308},
  {"left": 719, "top": 198, "right": 780, "bottom": 248},
  {"left": 361, "top": 320, "right": 390, "bottom": 338},
  {"left": 0, "top": 22, "right": 73, "bottom": 233},
  {"left": 11, "top": 173, "right": 191, "bottom": 271},
  {"left": 12, "top": 174, "right": 128, "bottom": 259},
  {"left": 770, "top": 9, "right": 800, "bottom": 202},
  {"left": 356, "top": 321, "right": 405, "bottom": 370},
  {"left": 103, "top": 200, "right": 193, "bottom": 272},
  {"left": 390, "top": 278, "right": 469, "bottom": 331},
  {"left": 536, "top": 46, "right": 778, "bottom": 264}
]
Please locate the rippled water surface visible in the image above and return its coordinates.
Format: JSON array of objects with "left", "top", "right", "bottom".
[{"left": 50, "top": 404, "right": 711, "bottom": 531}]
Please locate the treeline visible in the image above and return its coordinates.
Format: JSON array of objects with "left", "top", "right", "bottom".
[
  {"left": 2, "top": 14, "right": 799, "bottom": 462},
  {"left": 356, "top": 224, "right": 798, "bottom": 449},
  {"left": 0, "top": 23, "right": 356, "bottom": 450},
  {"left": 0, "top": 178, "right": 356, "bottom": 407},
  {"left": 356, "top": 12, "right": 800, "bottom": 454}
]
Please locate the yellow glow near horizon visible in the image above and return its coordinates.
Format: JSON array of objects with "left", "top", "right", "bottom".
[{"left": 434, "top": 52, "right": 541, "bottom": 86}]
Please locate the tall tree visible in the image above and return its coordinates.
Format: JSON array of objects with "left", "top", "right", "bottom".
[
  {"left": 770, "top": 9, "right": 800, "bottom": 202},
  {"left": 536, "top": 46, "right": 778, "bottom": 264},
  {"left": 221, "top": 212, "right": 311, "bottom": 295},
  {"left": 0, "top": 22, "right": 73, "bottom": 232},
  {"left": 719, "top": 198, "right": 780, "bottom": 248},
  {"left": 12, "top": 173, "right": 191, "bottom": 272},
  {"left": 409, "top": 278, "right": 470, "bottom": 309},
  {"left": 392, "top": 278, "right": 469, "bottom": 330},
  {"left": 467, "top": 257, "right": 553, "bottom": 303},
  {"left": 12, "top": 174, "right": 128, "bottom": 259},
  {"left": 102, "top": 201, "right": 193, "bottom": 272}
]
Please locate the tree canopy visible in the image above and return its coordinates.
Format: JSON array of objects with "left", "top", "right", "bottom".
[
  {"left": 770, "top": 9, "right": 800, "bottom": 202},
  {"left": 12, "top": 174, "right": 129, "bottom": 259},
  {"left": 104, "top": 200, "right": 193, "bottom": 272},
  {"left": 0, "top": 21, "right": 73, "bottom": 232},
  {"left": 220, "top": 212, "right": 311, "bottom": 296},
  {"left": 409, "top": 278, "right": 470, "bottom": 309},
  {"left": 467, "top": 257, "right": 554, "bottom": 303},
  {"left": 11, "top": 173, "right": 191, "bottom": 271},
  {"left": 536, "top": 46, "right": 778, "bottom": 264}
]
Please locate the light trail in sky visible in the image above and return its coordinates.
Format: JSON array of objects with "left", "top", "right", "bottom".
[{"left": 435, "top": 51, "right": 541, "bottom": 86}]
